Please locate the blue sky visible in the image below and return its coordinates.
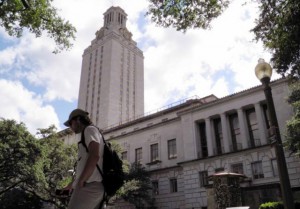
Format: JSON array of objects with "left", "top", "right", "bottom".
[{"left": 0, "top": 0, "right": 278, "bottom": 134}]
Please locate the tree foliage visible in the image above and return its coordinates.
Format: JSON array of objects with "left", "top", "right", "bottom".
[
  {"left": 251, "top": 0, "right": 300, "bottom": 78},
  {"left": 0, "top": 188, "right": 42, "bottom": 209},
  {"left": 30, "top": 126, "right": 77, "bottom": 208},
  {"left": 0, "top": 119, "right": 77, "bottom": 208},
  {"left": 285, "top": 79, "right": 300, "bottom": 156},
  {"left": 117, "top": 162, "right": 156, "bottom": 209},
  {"left": 0, "top": 0, "right": 76, "bottom": 53},
  {"left": 0, "top": 119, "right": 42, "bottom": 196},
  {"left": 107, "top": 141, "right": 155, "bottom": 208},
  {"left": 147, "top": 0, "right": 230, "bottom": 31}
]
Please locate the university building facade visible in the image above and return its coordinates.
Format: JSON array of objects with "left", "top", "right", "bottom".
[
  {"left": 60, "top": 6, "right": 300, "bottom": 209},
  {"left": 100, "top": 78, "right": 300, "bottom": 209}
]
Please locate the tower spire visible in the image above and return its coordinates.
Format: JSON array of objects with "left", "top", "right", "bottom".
[{"left": 103, "top": 6, "right": 127, "bottom": 29}]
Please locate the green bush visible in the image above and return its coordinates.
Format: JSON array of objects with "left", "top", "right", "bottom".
[
  {"left": 259, "top": 202, "right": 284, "bottom": 209},
  {"left": 259, "top": 201, "right": 300, "bottom": 209}
]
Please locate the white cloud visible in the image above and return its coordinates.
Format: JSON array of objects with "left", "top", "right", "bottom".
[
  {"left": 141, "top": 0, "right": 276, "bottom": 112},
  {"left": 0, "top": 47, "right": 17, "bottom": 69},
  {"left": 0, "top": 79, "right": 59, "bottom": 133},
  {"left": 0, "top": 32, "right": 81, "bottom": 102},
  {"left": 0, "top": 0, "right": 278, "bottom": 131}
]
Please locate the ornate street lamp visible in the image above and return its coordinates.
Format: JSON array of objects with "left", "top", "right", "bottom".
[{"left": 255, "top": 59, "right": 294, "bottom": 209}]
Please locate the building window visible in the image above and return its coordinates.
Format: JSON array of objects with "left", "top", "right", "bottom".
[
  {"left": 251, "top": 161, "right": 264, "bottom": 179},
  {"left": 168, "top": 139, "right": 177, "bottom": 159},
  {"left": 170, "top": 178, "right": 178, "bottom": 193},
  {"left": 246, "top": 108, "right": 261, "bottom": 147},
  {"left": 213, "top": 118, "right": 223, "bottom": 155},
  {"left": 262, "top": 104, "right": 272, "bottom": 142},
  {"left": 229, "top": 113, "right": 242, "bottom": 151},
  {"left": 271, "top": 158, "right": 278, "bottom": 177},
  {"left": 150, "top": 143, "right": 159, "bottom": 162},
  {"left": 121, "top": 151, "right": 127, "bottom": 161},
  {"left": 199, "top": 171, "right": 208, "bottom": 187},
  {"left": 198, "top": 122, "right": 208, "bottom": 158},
  {"left": 231, "top": 163, "right": 244, "bottom": 174},
  {"left": 152, "top": 181, "right": 159, "bottom": 195},
  {"left": 135, "top": 148, "right": 142, "bottom": 164},
  {"left": 215, "top": 167, "right": 224, "bottom": 173}
]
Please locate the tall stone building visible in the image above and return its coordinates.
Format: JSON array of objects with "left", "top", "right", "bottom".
[{"left": 78, "top": 6, "right": 144, "bottom": 129}]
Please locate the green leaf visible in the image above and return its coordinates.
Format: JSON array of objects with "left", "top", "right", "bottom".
[{"left": 0, "top": 0, "right": 76, "bottom": 53}]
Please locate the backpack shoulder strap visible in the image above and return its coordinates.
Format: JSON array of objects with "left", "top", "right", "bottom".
[
  {"left": 79, "top": 125, "right": 105, "bottom": 152},
  {"left": 94, "top": 126, "right": 106, "bottom": 145},
  {"left": 78, "top": 127, "right": 88, "bottom": 152}
]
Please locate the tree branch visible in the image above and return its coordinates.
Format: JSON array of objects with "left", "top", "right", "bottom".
[
  {"left": 21, "top": 0, "right": 30, "bottom": 9},
  {"left": 0, "top": 0, "right": 7, "bottom": 7},
  {"left": 22, "top": 187, "right": 60, "bottom": 207},
  {"left": 41, "top": 16, "right": 51, "bottom": 22}
]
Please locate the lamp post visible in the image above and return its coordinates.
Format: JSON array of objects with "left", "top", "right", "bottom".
[{"left": 255, "top": 59, "right": 294, "bottom": 209}]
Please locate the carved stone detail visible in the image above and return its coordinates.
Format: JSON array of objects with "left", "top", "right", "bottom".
[
  {"left": 148, "top": 133, "right": 161, "bottom": 142},
  {"left": 119, "top": 28, "right": 132, "bottom": 40},
  {"left": 96, "top": 28, "right": 105, "bottom": 40}
]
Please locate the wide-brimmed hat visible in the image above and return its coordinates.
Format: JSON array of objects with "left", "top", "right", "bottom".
[{"left": 64, "top": 109, "right": 89, "bottom": 127}]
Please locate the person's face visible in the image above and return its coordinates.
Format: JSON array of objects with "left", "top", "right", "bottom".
[{"left": 70, "top": 117, "right": 81, "bottom": 134}]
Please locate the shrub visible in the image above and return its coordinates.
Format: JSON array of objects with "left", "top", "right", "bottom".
[{"left": 259, "top": 202, "right": 284, "bottom": 209}]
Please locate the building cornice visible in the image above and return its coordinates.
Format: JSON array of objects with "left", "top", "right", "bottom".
[
  {"left": 104, "top": 117, "right": 179, "bottom": 139},
  {"left": 83, "top": 30, "right": 143, "bottom": 57},
  {"left": 177, "top": 78, "right": 288, "bottom": 116},
  {"left": 103, "top": 98, "right": 202, "bottom": 133}
]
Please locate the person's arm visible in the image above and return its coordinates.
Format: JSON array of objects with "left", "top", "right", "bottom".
[
  {"left": 62, "top": 181, "right": 73, "bottom": 195},
  {"left": 77, "top": 141, "right": 100, "bottom": 188}
]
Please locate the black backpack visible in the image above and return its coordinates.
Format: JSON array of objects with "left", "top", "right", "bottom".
[{"left": 80, "top": 126, "right": 125, "bottom": 198}]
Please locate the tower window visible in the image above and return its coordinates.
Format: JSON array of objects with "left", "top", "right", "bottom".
[
  {"left": 251, "top": 161, "right": 264, "bottom": 179},
  {"left": 199, "top": 171, "right": 208, "bottom": 187},
  {"left": 229, "top": 113, "right": 241, "bottom": 151},
  {"left": 121, "top": 151, "right": 127, "bottom": 161},
  {"left": 231, "top": 163, "right": 244, "bottom": 174},
  {"left": 152, "top": 181, "right": 159, "bottom": 195},
  {"left": 213, "top": 118, "right": 223, "bottom": 155},
  {"left": 150, "top": 143, "right": 159, "bottom": 162},
  {"left": 135, "top": 148, "right": 142, "bottom": 164},
  {"left": 170, "top": 178, "right": 178, "bottom": 193},
  {"left": 168, "top": 139, "right": 177, "bottom": 159},
  {"left": 246, "top": 108, "right": 260, "bottom": 147},
  {"left": 271, "top": 158, "right": 278, "bottom": 177}
]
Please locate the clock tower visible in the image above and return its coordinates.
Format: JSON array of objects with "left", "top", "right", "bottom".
[{"left": 78, "top": 6, "right": 144, "bottom": 129}]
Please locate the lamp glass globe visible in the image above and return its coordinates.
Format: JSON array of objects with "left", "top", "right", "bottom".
[{"left": 255, "top": 58, "right": 272, "bottom": 80}]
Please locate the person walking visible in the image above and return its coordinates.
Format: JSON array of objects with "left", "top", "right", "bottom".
[{"left": 63, "top": 108, "right": 105, "bottom": 209}]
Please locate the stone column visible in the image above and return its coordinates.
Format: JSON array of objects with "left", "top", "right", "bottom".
[
  {"left": 237, "top": 108, "right": 249, "bottom": 149},
  {"left": 205, "top": 118, "right": 214, "bottom": 156},
  {"left": 254, "top": 103, "right": 268, "bottom": 145},
  {"left": 221, "top": 113, "right": 230, "bottom": 153},
  {"left": 181, "top": 114, "right": 197, "bottom": 160}
]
